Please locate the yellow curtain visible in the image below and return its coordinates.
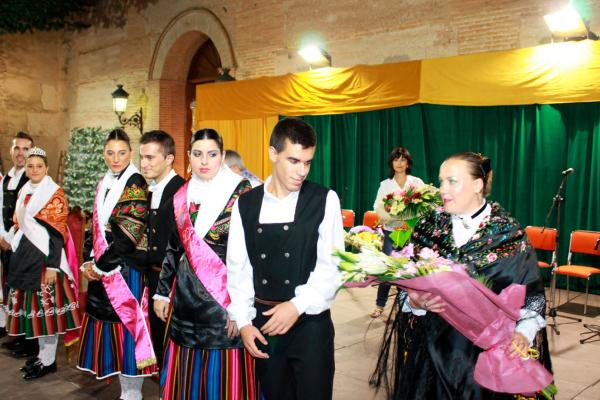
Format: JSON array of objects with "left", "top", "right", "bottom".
[
  {"left": 196, "top": 117, "right": 278, "bottom": 180},
  {"left": 420, "top": 40, "right": 600, "bottom": 105},
  {"left": 195, "top": 40, "right": 600, "bottom": 177},
  {"left": 195, "top": 62, "right": 421, "bottom": 120}
]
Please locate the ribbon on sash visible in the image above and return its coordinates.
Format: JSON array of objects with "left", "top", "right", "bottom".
[
  {"left": 173, "top": 182, "right": 231, "bottom": 309},
  {"left": 91, "top": 178, "right": 156, "bottom": 369}
]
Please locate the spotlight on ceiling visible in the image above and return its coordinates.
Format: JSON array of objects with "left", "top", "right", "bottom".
[
  {"left": 298, "top": 45, "right": 331, "bottom": 68},
  {"left": 544, "top": 5, "right": 598, "bottom": 40}
]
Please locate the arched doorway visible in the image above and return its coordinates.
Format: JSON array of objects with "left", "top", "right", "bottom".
[{"left": 147, "top": 8, "right": 235, "bottom": 174}]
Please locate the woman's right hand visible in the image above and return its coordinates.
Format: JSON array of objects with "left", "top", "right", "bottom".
[
  {"left": 154, "top": 300, "right": 170, "bottom": 322},
  {"left": 407, "top": 289, "right": 446, "bottom": 313}
]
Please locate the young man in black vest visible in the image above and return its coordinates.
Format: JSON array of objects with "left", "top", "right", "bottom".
[
  {"left": 0, "top": 132, "right": 35, "bottom": 356},
  {"left": 139, "top": 130, "right": 185, "bottom": 369},
  {"left": 227, "top": 118, "right": 344, "bottom": 400}
]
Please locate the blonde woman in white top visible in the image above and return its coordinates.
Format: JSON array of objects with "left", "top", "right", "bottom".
[{"left": 370, "top": 147, "right": 424, "bottom": 318}]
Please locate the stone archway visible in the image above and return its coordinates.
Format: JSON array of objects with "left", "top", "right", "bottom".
[{"left": 147, "top": 7, "right": 235, "bottom": 174}]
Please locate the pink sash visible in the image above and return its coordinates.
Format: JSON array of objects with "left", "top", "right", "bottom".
[
  {"left": 66, "top": 229, "right": 79, "bottom": 293},
  {"left": 91, "top": 180, "right": 156, "bottom": 369},
  {"left": 173, "top": 182, "right": 231, "bottom": 309}
]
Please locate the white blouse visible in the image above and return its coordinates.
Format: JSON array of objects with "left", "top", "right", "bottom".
[{"left": 373, "top": 175, "right": 425, "bottom": 231}]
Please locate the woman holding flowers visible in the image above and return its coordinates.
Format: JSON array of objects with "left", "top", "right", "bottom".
[
  {"left": 371, "top": 152, "right": 552, "bottom": 399},
  {"left": 370, "top": 147, "right": 424, "bottom": 318}
]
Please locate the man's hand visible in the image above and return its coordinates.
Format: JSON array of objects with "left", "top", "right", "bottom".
[
  {"left": 153, "top": 300, "right": 170, "bottom": 322},
  {"left": 260, "top": 301, "right": 299, "bottom": 336},
  {"left": 240, "top": 325, "right": 269, "bottom": 359},
  {"left": 0, "top": 237, "right": 10, "bottom": 251},
  {"left": 44, "top": 269, "right": 57, "bottom": 286},
  {"left": 81, "top": 261, "right": 102, "bottom": 281}
]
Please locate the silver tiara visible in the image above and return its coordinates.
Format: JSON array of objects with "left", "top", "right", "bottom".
[{"left": 26, "top": 147, "right": 47, "bottom": 158}]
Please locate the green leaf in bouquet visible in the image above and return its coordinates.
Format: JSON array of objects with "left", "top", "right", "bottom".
[
  {"left": 540, "top": 383, "right": 557, "bottom": 400},
  {"left": 339, "top": 261, "right": 361, "bottom": 272},
  {"left": 390, "top": 217, "right": 419, "bottom": 249},
  {"left": 390, "top": 229, "right": 411, "bottom": 249},
  {"left": 333, "top": 249, "right": 359, "bottom": 264}
]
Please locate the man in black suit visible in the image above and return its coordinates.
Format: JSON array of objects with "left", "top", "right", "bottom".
[
  {"left": 0, "top": 132, "right": 34, "bottom": 356},
  {"left": 139, "top": 130, "right": 185, "bottom": 369}
]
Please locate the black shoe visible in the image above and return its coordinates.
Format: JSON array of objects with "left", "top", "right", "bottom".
[
  {"left": 20, "top": 357, "right": 40, "bottom": 372},
  {"left": 22, "top": 361, "right": 57, "bottom": 380},
  {"left": 0, "top": 327, "right": 6, "bottom": 338},
  {"left": 11, "top": 347, "right": 35, "bottom": 359},
  {"left": 1, "top": 339, "right": 23, "bottom": 351}
]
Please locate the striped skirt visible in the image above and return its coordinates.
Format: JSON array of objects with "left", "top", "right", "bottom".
[
  {"left": 161, "top": 338, "right": 263, "bottom": 400},
  {"left": 77, "top": 267, "right": 157, "bottom": 379},
  {"left": 6, "top": 269, "right": 81, "bottom": 339}
]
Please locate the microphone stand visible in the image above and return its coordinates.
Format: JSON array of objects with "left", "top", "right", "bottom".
[{"left": 544, "top": 171, "right": 581, "bottom": 335}]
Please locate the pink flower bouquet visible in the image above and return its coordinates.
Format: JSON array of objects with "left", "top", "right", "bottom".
[{"left": 334, "top": 244, "right": 556, "bottom": 399}]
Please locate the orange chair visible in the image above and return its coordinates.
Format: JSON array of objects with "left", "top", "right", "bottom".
[
  {"left": 555, "top": 230, "right": 600, "bottom": 315},
  {"left": 341, "top": 209, "right": 355, "bottom": 229},
  {"left": 362, "top": 211, "right": 379, "bottom": 229},
  {"left": 525, "top": 226, "right": 557, "bottom": 269}
]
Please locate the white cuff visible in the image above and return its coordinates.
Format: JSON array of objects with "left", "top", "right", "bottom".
[
  {"left": 233, "top": 316, "right": 253, "bottom": 330},
  {"left": 91, "top": 264, "right": 121, "bottom": 277},
  {"left": 515, "top": 309, "right": 546, "bottom": 345},
  {"left": 290, "top": 296, "right": 308, "bottom": 316},
  {"left": 401, "top": 298, "right": 427, "bottom": 316},
  {"left": 152, "top": 294, "right": 170, "bottom": 303}
]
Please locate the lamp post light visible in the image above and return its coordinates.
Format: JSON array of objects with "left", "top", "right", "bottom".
[{"left": 111, "top": 84, "right": 143, "bottom": 135}]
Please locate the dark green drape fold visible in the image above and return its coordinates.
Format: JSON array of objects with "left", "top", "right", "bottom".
[{"left": 295, "top": 102, "right": 600, "bottom": 293}]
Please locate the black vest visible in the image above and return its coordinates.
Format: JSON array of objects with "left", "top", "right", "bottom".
[
  {"left": 146, "top": 174, "right": 186, "bottom": 265},
  {"left": 238, "top": 181, "right": 328, "bottom": 301},
  {"left": 2, "top": 172, "right": 29, "bottom": 231}
]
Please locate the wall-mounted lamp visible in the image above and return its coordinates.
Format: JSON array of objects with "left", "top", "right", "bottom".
[
  {"left": 544, "top": 5, "right": 598, "bottom": 41},
  {"left": 216, "top": 67, "right": 236, "bottom": 82},
  {"left": 111, "top": 84, "right": 143, "bottom": 135},
  {"left": 298, "top": 45, "right": 331, "bottom": 69}
]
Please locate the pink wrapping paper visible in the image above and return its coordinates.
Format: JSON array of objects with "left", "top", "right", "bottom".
[{"left": 346, "top": 269, "right": 553, "bottom": 394}]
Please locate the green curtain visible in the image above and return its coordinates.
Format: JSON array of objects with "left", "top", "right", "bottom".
[{"left": 296, "top": 102, "right": 600, "bottom": 293}]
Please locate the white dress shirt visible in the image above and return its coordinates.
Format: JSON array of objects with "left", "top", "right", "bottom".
[
  {"left": 373, "top": 175, "right": 425, "bottom": 231},
  {"left": 226, "top": 176, "right": 345, "bottom": 329},
  {"left": 148, "top": 169, "right": 178, "bottom": 209}
]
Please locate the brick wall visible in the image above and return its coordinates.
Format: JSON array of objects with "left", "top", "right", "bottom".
[{"left": 1, "top": 0, "right": 599, "bottom": 174}]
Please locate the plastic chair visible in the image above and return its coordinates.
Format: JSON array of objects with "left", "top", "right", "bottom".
[
  {"left": 525, "top": 226, "right": 557, "bottom": 269},
  {"left": 362, "top": 211, "right": 379, "bottom": 229},
  {"left": 555, "top": 230, "right": 600, "bottom": 315},
  {"left": 341, "top": 209, "right": 355, "bottom": 228},
  {"left": 525, "top": 226, "right": 583, "bottom": 333}
]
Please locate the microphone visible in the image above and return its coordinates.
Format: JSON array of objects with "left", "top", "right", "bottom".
[{"left": 562, "top": 168, "right": 574, "bottom": 175}]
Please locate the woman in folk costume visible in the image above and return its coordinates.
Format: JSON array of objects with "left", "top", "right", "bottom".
[
  {"left": 5, "top": 147, "right": 81, "bottom": 379},
  {"left": 153, "top": 129, "right": 259, "bottom": 400},
  {"left": 371, "top": 152, "right": 552, "bottom": 400},
  {"left": 78, "top": 129, "right": 155, "bottom": 400}
]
